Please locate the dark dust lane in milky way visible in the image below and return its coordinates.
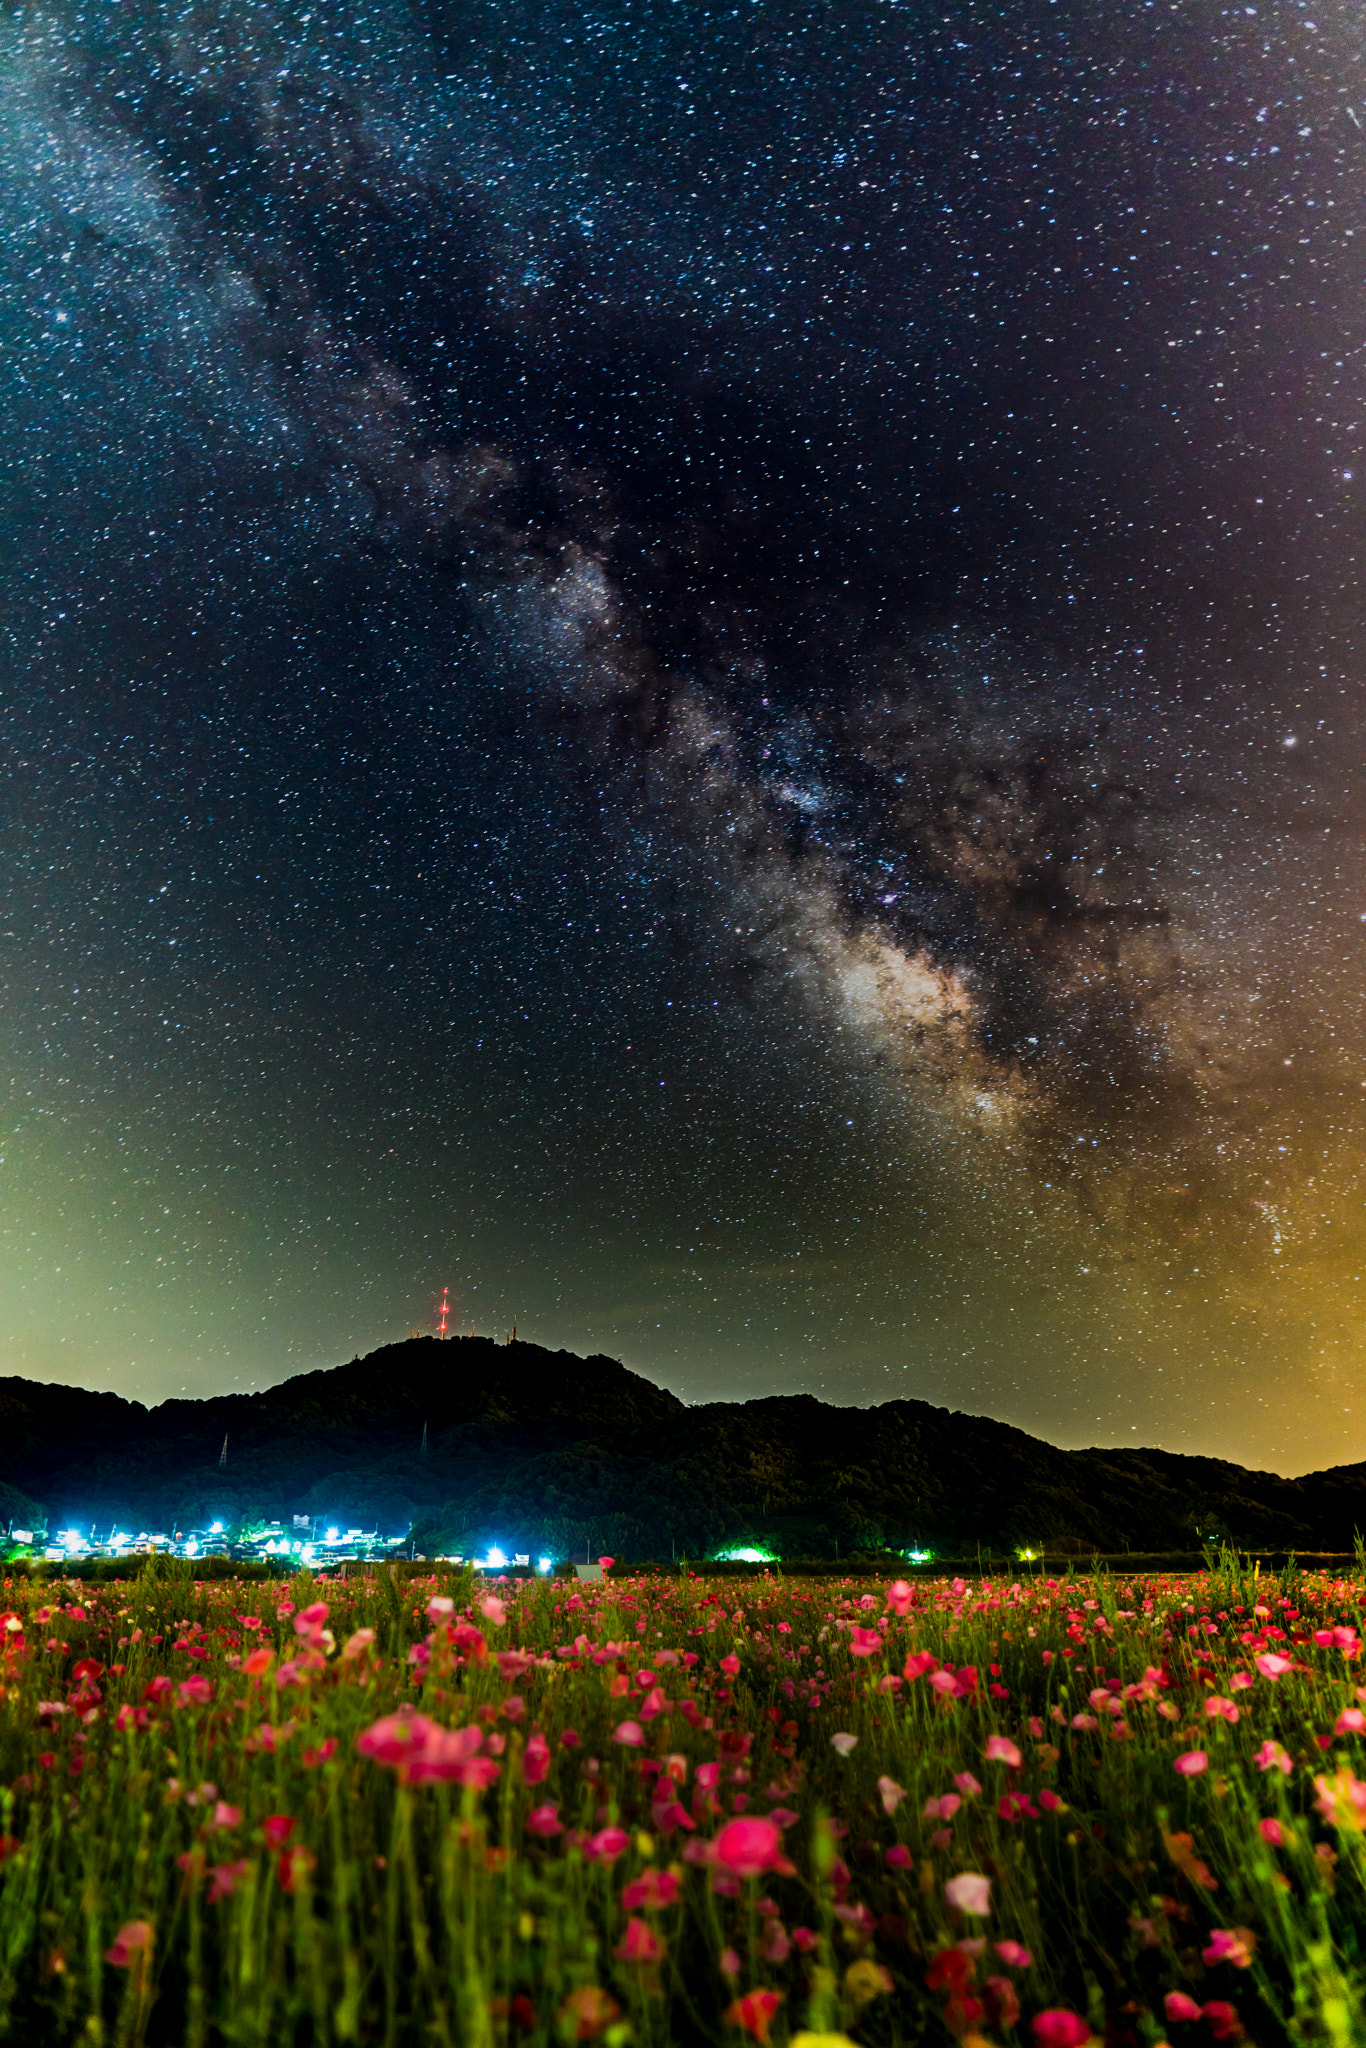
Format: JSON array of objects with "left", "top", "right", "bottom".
[{"left": 1, "top": 0, "right": 1364, "bottom": 1469}]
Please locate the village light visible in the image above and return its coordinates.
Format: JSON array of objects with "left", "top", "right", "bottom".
[
  {"left": 209, "top": 1522, "right": 223, "bottom": 1535},
  {"left": 537, "top": 1556, "right": 553, "bottom": 1574},
  {"left": 485, "top": 1546, "right": 508, "bottom": 1569},
  {"left": 716, "top": 1546, "right": 776, "bottom": 1564}
]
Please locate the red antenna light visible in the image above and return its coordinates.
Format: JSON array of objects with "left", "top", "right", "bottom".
[{"left": 437, "top": 1287, "right": 450, "bottom": 1340}]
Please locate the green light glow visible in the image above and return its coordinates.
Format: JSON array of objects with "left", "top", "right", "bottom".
[{"left": 715, "top": 1546, "right": 777, "bottom": 1564}]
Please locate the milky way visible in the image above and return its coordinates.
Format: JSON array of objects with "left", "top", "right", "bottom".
[{"left": 2, "top": 0, "right": 1364, "bottom": 1468}]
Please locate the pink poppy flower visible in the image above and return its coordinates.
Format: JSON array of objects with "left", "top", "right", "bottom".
[
  {"left": 614, "top": 1917, "right": 667, "bottom": 1965},
  {"left": 621, "top": 1868, "right": 681, "bottom": 1910},
  {"left": 415, "top": 1740, "right": 500, "bottom": 1790},
  {"left": 597, "top": 1556, "right": 615, "bottom": 1569},
  {"left": 719, "top": 1654, "right": 741, "bottom": 1676},
  {"left": 1164, "top": 1991, "right": 1203, "bottom": 2022},
  {"left": 1254, "top": 1739, "right": 1293, "bottom": 1775},
  {"left": 987, "top": 1975, "right": 1021, "bottom": 2030},
  {"left": 612, "top": 1720, "right": 645, "bottom": 1747},
  {"left": 1201, "top": 2001, "right": 1244, "bottom": 2042},
  {"left": 176, "top": 1676, "right": 213, "bottom": 1708},
  {"left": 954, "top": 1772, "right": 982, "bottom": 1797},
  {"left": 1259, "top": 1817, "right": 1285, "bottom": 1846},
  {"left": 293, "top": 1601, "right": 329, "bottom": 1635},
  {"left": 525, "top": 1803, "right": 563, "bottom": 1837},
  {"left": 1031, "top": 2012, "right": 1091, "bottom": 2046},
  {"left": 584, "top": 1827, "right": 630, "bottom": 1863},
  {"left": 479, "top": 1596, "right": 508, "bottom": 1626},
  {"left": 356, "top": 1713, "right": 495, "bottom": 1788},
  {"left": 207, "top": 1860, "right": 249, "bottom": 1903},
  {"left": 923, "top": 1793, "right": 962, "bottom": 1822},
  {"left": 1334, "top": 1707, "right": 1366, "bottom": 1736},
  {"left": 849, "top": 1626, "right": 882, "bottom": 1657},
  {"left": 886, "top": 1580, "right": 914, "bottom": 1616},
  {"left": 1174, "top": 1750, "right": 1208, "bottom": 1777},
  {"left": 886, "top": 1843, "right": 912, "bottom": 1869},
  {"left": 262, "top": 1815, "right": 295, "bottom": 1849},
  {"left": 426, "top": 1596, "right": 454, "bottom": 1620},
  {"left": 211, "top": 1801, "right": 242, "bottom": 1831},
  {"left": 904, "top": 1650, "right": 939, "bottom": 1680},
  {"left": 724, "top": 1989, "right": 784, "bottom": 2042},
  {"left": 995, "top": 1939, "right": 1032, "bottom": 1968},
  {"left": 356, "top": 1710, "right": 436, "bottom": 1770},
  {"left": 1313, "top": 1766, "right": 1366, "bottom": 1829},
  {"left": 1254, "top": 1652, "right": 1293, "bottom": 1681},
  {"left": 944, "top": 1871, "right": 992, "bottom": 1916},
  {"left": 105, "top": 1921, "right": 154, "bottom": 1967},
  {"left": 831, "top": 1732, "right": 858, "bottom": 1756},
  {"left": 713, "top": 1817, "right": 784, "bottom": 1879},
  {"left": 522, "top": 1732, "right": 551, "bottom": 1785},
  {"left": 877, "top": 1774, "right": 905, "bottom": 1814},
  {"left": 650, "top": 1786, "right": 695, "bottom": 1833},
  {"left": 1202, "top": 1928, "right": 1256, "bottom": 1970},
  {"left": 985, "top": 1735, "right": 1021, "bottom": 1768}
]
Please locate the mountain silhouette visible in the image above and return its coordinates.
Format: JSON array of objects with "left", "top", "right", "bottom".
[{"left": 1, "top": 1336, "right": 1361, "bottom": 1557}]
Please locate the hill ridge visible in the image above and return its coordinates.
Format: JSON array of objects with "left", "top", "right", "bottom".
[{"left": 1, "top": 1337, "right": 1361, "bottom": 1555}]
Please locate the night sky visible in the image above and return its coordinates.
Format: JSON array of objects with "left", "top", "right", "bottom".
[{"left": 3, "top": 0, "right": 1364, "bottom": 1472}]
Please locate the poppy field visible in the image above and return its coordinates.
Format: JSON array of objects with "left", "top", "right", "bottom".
[{"left": 0, "top": 1555, "right": 1363, "bottom": 2046}]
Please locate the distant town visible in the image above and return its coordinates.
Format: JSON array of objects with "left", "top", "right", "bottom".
[{"left": 1, "top": 1518, "right": 555, "bottom": 1572}]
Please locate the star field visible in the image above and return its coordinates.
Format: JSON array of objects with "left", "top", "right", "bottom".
[{"left": 2, "top": 0, "right": 1364, "bottom": 1470}]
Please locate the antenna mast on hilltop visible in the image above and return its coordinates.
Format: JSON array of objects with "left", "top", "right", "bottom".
[
  {"left": 218, "top": 1433, "right": 228, "bottom": 1469},
  {"left": 437, "top": 1287, "right": 450, "bottom": 1340}
]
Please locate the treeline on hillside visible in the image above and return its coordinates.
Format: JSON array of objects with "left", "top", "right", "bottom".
[{"left": 1, "top": 1336, "right": 1362, "bottom": 1559}]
